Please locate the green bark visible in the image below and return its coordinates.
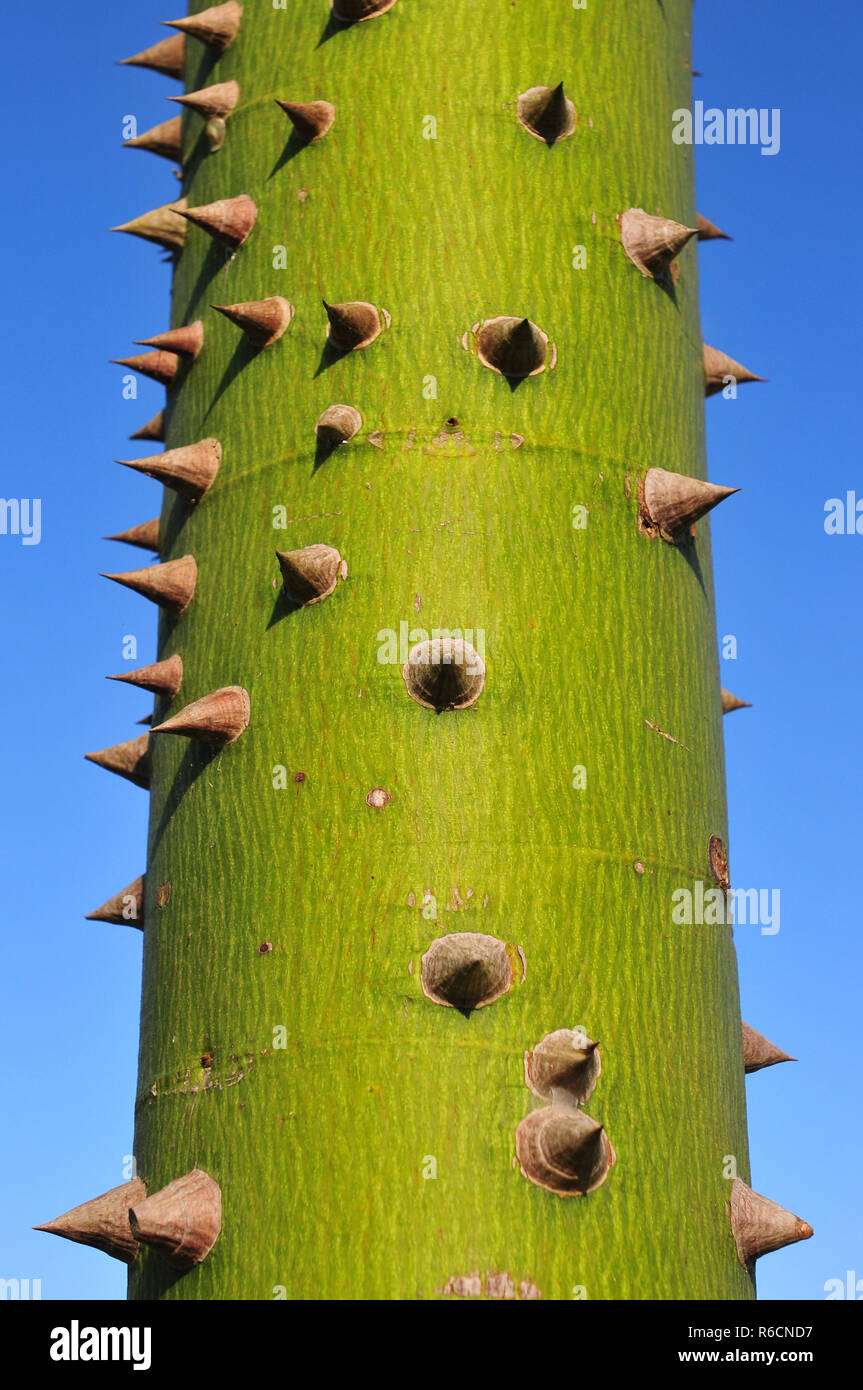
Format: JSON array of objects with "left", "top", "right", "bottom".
[{"left": 125, "top": 0, "right": 752, "bottom": 1299}]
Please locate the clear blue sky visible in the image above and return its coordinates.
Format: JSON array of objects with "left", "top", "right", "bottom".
[{"left": 1, "top": 1, "right": 860, "bottom": 1301}]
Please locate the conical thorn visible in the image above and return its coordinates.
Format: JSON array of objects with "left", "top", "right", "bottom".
[
  {"left": 101, "top": 555, "right": 197, "bottom": 615},
  {"left": 107, "top": 654, "right": 183, "bottom": 699},
  {"left": 128, "top": 412, "right": 165, "bottom": 443},
  {"left": 211, "top": 297, "right": 294, "bottom": 347},
  {"left": 117, "top": 35, "right": 185, "bottom": 79},
  {"left": 116, "top": 439, "right": 220, "bottom": 504},
  {"left": 85, "top": 876, "right": 145, "bottom": 929},
  {"left": 134, "top": 322, "right": 203, "bottom": 360},
  {"left": 621, "top": 207, "right": 698, "bottom": 278},
  {"left": 697, "top": 212, "right": 732, "bottom": 241},
  {"left": 721, "top": 688, "right": 752, "bottom": 715},
  {"left": 111, "top": 351, "right": 180, "bottom": 387},
  {"left": 162, "top": 2, "right": 243, "bottom": 52},
  {"left": 742, "top": 1022, "right": 795, "bottom": 1074},
  {"left": 34, "top": 1179, "right": 147, "bottom": 1265},
  {"left": 704, "top": 344, "right": 767, "bottom": 397},
  {"left": 123, "top": 116, "right": 182, "bottom": 161},
  {"left": 275, "top": 99, "right": 336, "bottom": 143},
  {"left": 84, "top": 734, "right": 151, "bottom": 789},
  {"left": 322, "top": 299, "right": 387, "bottom": 352},
  {"left": 275, "top": 544, "right": 343, "bottom": 606},
  {"left": 178, "top": 194, "right": 257, "bottom": 249},
  {"left": 729, "top": 1179, "right": 813, "bottom": 1268},
  {"left": 110, "top": 200, "right": 187, "bottom": 253},
  {"left": 151, "top": 686, "right": 250, "bottom": 745},
  {"left": 169, "top": 80, "right": 239, "bottom": 120},
  {"left": 640, "top": 467, "right": 739, "bottom": 544},
  {"left": 517, "top": 82, "right": 576, "bottom": 144},
  {"left": 128, "top": 1169, "right": 221, "bottom": 1270},
  {"left": 104, "top": 519, "right": 161, "bottom": 553}
]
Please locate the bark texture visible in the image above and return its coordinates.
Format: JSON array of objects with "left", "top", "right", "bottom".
[{"left": 123, "top": 0, "right": 752, "bottom": 1300}]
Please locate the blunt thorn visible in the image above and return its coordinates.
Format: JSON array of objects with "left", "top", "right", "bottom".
[{"left": 128, "top": 1169, "right": 221, "bottom": 1270}]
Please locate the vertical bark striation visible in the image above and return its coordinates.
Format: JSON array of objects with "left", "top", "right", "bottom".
[{"left": 128, "top": 0, "right": 751, "bottom": 1299}]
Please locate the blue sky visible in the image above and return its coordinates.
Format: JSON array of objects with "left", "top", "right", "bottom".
[{"left": 0, "top": 1, "right": 860, "bottom": 1301}]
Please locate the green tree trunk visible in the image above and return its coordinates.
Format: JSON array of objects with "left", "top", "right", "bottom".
[{"left": 114, "top": 0, "right": 754, "bottom": 1299}]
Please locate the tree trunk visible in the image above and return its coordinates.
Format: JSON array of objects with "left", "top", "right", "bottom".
[{"left": 113, "top": 0, "right": 755, "bottom": 1299}]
